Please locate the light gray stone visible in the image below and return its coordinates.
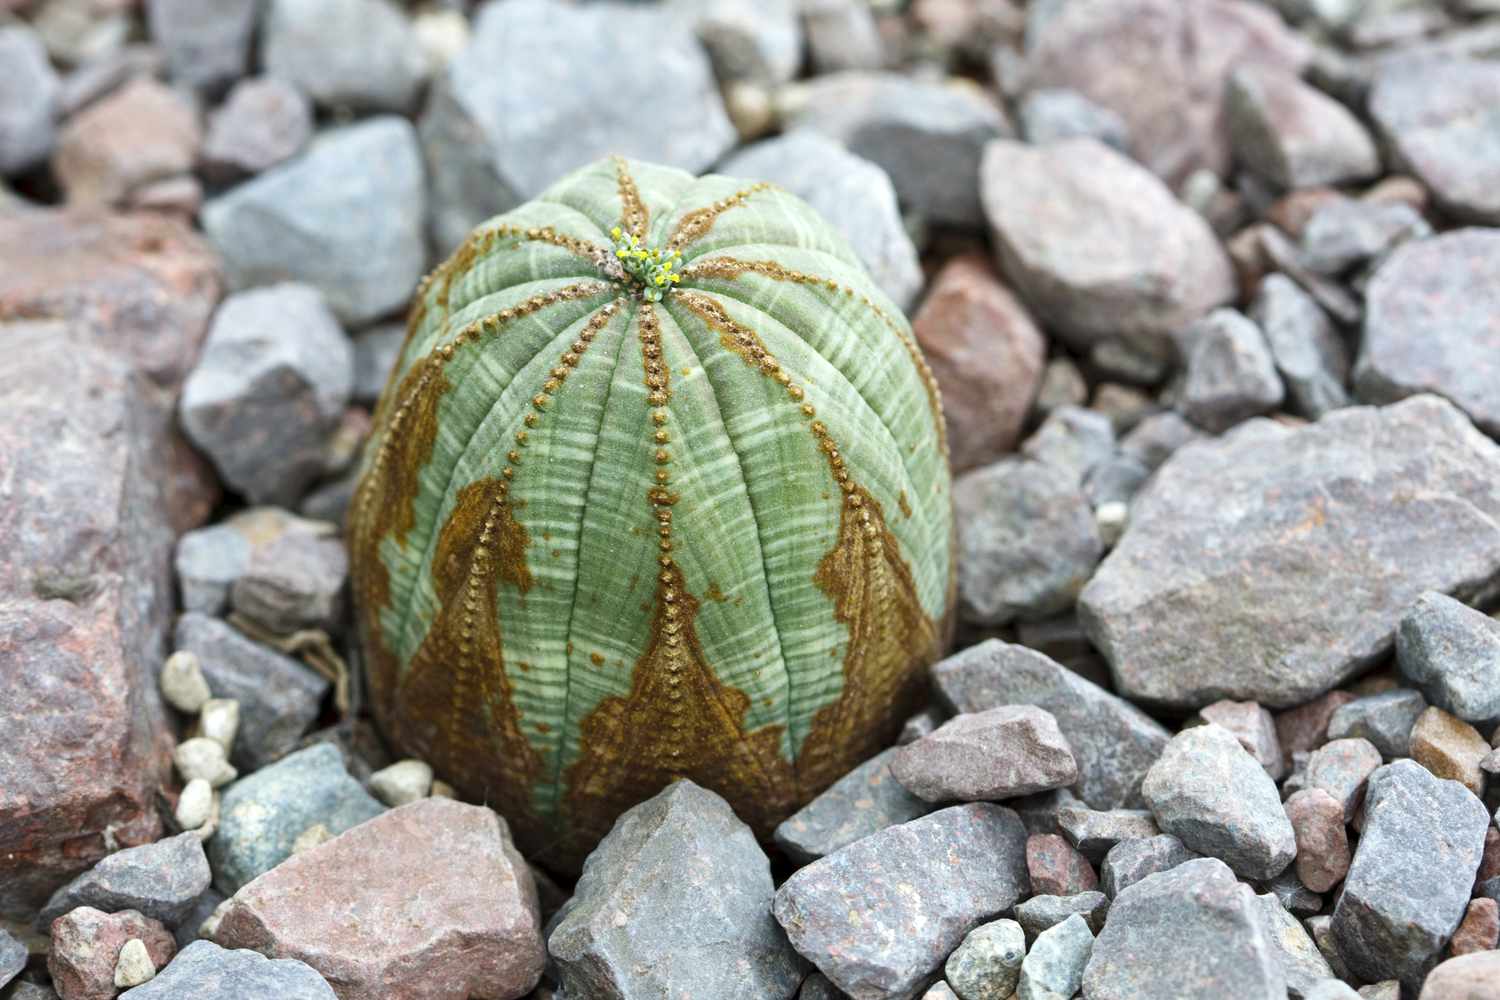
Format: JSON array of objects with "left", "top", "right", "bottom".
[
  {"left": 1299, "top": 198, "right": 1428, "bottom": 277},
  {"left": 0, "top": 26, "right": 60, "bottom": 175},
  {"left": 1226, "top": 64, "right": 1378, "bottom": 191},
  {"left": 1396, "top": 591, "right": 1500, "bottom": 724},
  {"left": 1017, "top": 88, "right": 1128, "bottom": 152},
  {"left": 118, "top": 940, "right": 336, "bottom": 999},
  {"left": 773, "top": 748, "right": 931, "bottom": 865},
  {"left": 944, "top": 918, "right": 1024, "bottom": 1000},
  {"left": 1099, "top": 835, "right": 1199, "bottom": 899},
  {"left": 1013, "top": 892, "right": 1109, "bottom": 943},
  {"left": 1017, "top": 914, "right": 1091, "bottom": 1000},
  {"left": 679, "top": 0, "right": 800, "bottom": 86},
  {"left": 1249, "top": 273, "right": 1350, "bottom": 420},
  {"left": 1055, "top": 807, "right": 1159, "bottom": 864},
  {"left": 1326, "top": 689, "right": 1427, "bottom": 760},
  {"left": 800, "top": 0, "right": 883, "bottom": 74},
  {"left": 1019, "top": 406, "right": 1115, "bottom": 487},
  {"left": 263, "top": 0, "right": 427, "bottom": 112},
  {"left": 0, "top": 927, "right": 27, "bottom": 989},
  {"left": 891, "top": 706, "right": 1078, "bottom": 803},
  {"left": 1177, "top": 309, "right": 1284, "bottom": 434},
  {"left": 1251, "top": 892, "right": 1334, "bottom": 999},
  {"left": 200, "top": 77, "right": 314, "bottom": 182},
  {"left": 1303, "top": 982, "right": 1360, "bottom": 1000},
  {"left": 144, "top": 0, "right": 257, "bottom": 93}
]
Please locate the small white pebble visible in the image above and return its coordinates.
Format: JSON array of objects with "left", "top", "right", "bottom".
[
  {"left": 1095, "top": 501, "right": 1129, "bottom": 547},
  {"left": 173, "top": 737, "right": 237, "bottom": 788},
  {"left": 430, "top": 779, "right": 456, "bottom": 799},
  {"left": 200, "top": 897, "right": 233, "bottom": 940},
  {"left": 198, "top": 698, "right": 240, "bottom": 754},
  {"left": 194, "top": 790, "right": 222, "bottom": 843},
  {"left": 160, "top": 650, "right": 211, "bottom": 713},
  {"left": 113, "top": 938, "right": 155, "bottom": 988},
  {"left": 292, "top": 823, "right": 334, "bottom": 855},
  {"left": 175, "top": 778, "right": 213, "bottom": 830},
  {"left": 369, "top": 759, "right": 434, "bottom": 807}
]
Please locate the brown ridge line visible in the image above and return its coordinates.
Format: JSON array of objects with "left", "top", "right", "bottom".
[
  {"left": 613, "top": 156, "right": 650, "bottom": 244},
  {"left": 663, "top": 181, "right": 776, "bottom": 256}
]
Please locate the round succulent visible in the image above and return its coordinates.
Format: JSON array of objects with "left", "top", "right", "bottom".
[{"left": 349, "top": 156, "right": 954, "bottom": 870}]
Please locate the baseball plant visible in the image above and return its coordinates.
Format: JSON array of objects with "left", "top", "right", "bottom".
[{"left": 350, "top": 156, "right": 954, "bottom": 870}]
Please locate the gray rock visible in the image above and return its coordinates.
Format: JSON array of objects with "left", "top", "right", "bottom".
[
  {"left": 1118, "top": 412, "right": 1204, "bottom": 472},
  {"left": 800, "top": 0, "right": 883, "bottom": 74},
  {"left": 1303, "top": 982, "right": 1360, "bottom": 1000},
  {"left": 678, "top": 0, "right": 800, "bottom": 87},
  {"left": 1251, "top": 893, "right": 1333, "bottom": 999},
  {"left": 1263, "top": 869, "right": 1323, "bottom": 921},
  {"left": 179, "top": 285, "right": 352, "bottom": 506},
  {"left": 720, "top": 131, "right": 921, "bottom": 311},
  {"left": 1017, "top": 88, "right": 1129, "bottom": 152},
  {"left": 1100, "top": 835, "right": 1199, "bottom": 898},
  {"left": 1397, "top": 591, "right": 1500, "bottom": 724},
  {"left": 1325, "top": 690, "right": 1427, "bottom": 760},
  {"left": 1299, "top": 198, "right": 1428, "bottom": 277},
  {"left": 0, "top": 26, "right": 60, "bottom": 176},
  {"left": 932, "top": 640, "right": 1172, "bottom": 811},
  {"left": 1017, "top": 914, "right": 1092, "bottom": 1000},
  {"left": 1200, "top": 700, "right": 1284, "bottom": 780},
  {"left": 0, "top": 928, "right": 25, "bottom": 989},
  {"left": 200, "top": 77, "right": 314, "bottom": 182},
  {"left": 1249, "top": 273, "right": 1350, "bottom": 420},
  {"left": 209, "top": 743, "right": 384, "bottom": 894},
  {"left": 891, "top": 706, "right": 1078, "bottom": 803},
  {"left": 38, "top": 832, "right": 210, "bottom": 930},
  {"left": 1369, "top": 59, "right": 1500, "bottom": 226},
  {"left": 173, "top": 614, "right": 328, "bottom": 771},
  {"left": 144, "top": 0, "right": 257, "bottom": 93},
  {"left": 117, "top": 940, "right": 335, "bottom": 999},
  {"left": 1306, "top": 914, "right": 1354, "bottom": 984},
  {"left": 1055, "top": 807, "right": 1159, "bottom": 864},
  {"left": 944, "top": 918, "right": 1023, "bottom": 1000},
  {"left": 1080, "top": 396, "right": 1500, "bottom": 709},
  {"left": 1305, "top": 737, "right": 1382, "bottom": 823},
  {"left": 798, "top": 973, "right": 846, "bottom": 1000},
  {"left": 784, "top": 72, "right": 1009, "bottom": 228},
  {"left": 1225, "top": 64, "right": 1379, "bottom": 191},
  {"left": 897, "top": 707, "right": 946, "bottom": 747},
  {"left": 773, "top": 804, "right": 1030, "bottom": 1000},
  {"left": 1020, "top": 407, "right": 1116, "bottom": 487},
  {"left": 227, "top": 513, "right": 347, "bottom": 635},
  {"left": 1331, "top": 760, "right": 1491, "bottom": 993},
  {"left": 981, "top": 138, "right": 1236, "bottom": 357},
  {"left": 1013, "top": 892, "right": 1109, "bottom": 943},
  {"left": 1356, "top": 230, "right": 1500, "bottom": 437},
  {"left": 1082, "top": 858, "right": 1288, "bottom": 1000},
  {"left": 1259, "top": 224, "right": 1364, "bottom": 328},
  {"left": 1082, "top": 456, "right": 1149, "bottom": 511},
  {"left": 1177, "top": 309, "right": 1285, "bottom": 434},
  {"left": 1034, "top": 358, "right": 1088, "bottom": 419},
  {"left": 773, "top": 748, "right": 931, "bottom": 865},
  {"left": 421, "top": 0, "right": 734, "bottom": 254},
  {"left": 550, "top": 781, "right": 803, "bottom": 1000},
  {"left": 173, "top": 523, "right": 250, "bottom": 618},
  {"left": 202, "top": 116, "right": 425, "bottom": 327},
  {"left": 953, "top": 460, "right": 1102, "bottom": 628},
  {"left": 172, "top": 888, "right": 224, "bottom": 950},
  {"left": 263, "top": 0, "right": 426, "bottom": 113},
  {"left": 1141, "top": 724, "right": 1296, "bottom": 881},
  {"left": 350, "top": 322, "right": 405, "bottom": 407}
]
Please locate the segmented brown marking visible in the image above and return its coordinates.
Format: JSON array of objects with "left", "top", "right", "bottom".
[
  {"left": 556, "top": 303, "right": 797, "bottom": 870},
  {"left": 684, "top": 255, "right": 950, "bottom": 462},
  {"left": 663, "top": 182, "right": 775, "bottom": 255},
  {"left": 673, "top": 290, "right": 939, "bottom": 798},
  {"left": 613, "top": 155, "right": 650, "bottom": 243}
]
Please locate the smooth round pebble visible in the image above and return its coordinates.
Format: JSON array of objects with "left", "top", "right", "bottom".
[
  {"left": 198, "top": 698, "right": 240, "bottom": 754},
  {"left": 161, "top": 650, "right": 212, "bottom": 713},
  {"left": 173, "top": 737, "right": 237, "bottom": 788},
  {"left": 368, "top": 759, "right": 434, "bottom": 807},
  {"left": 113, "top": 937, "right": 156, "bottom": 988},
  {"left": 176, "top": 778, "right": 214, "bottom": 831}
]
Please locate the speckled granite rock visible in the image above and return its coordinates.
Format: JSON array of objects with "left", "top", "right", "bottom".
[
  {"left": 891, "top": 706, "right": 1078, "bottom": 803},
  {"left": 38, "top": 832, "right": 210, "bottom": 930},
  {"left": 1397, "top": 591, "right": 1500, "bottom": 724},
  {"left": 118, "top": 940, "right": 336, "bottom": 999}
]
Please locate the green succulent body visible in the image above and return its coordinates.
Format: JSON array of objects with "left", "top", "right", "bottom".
[{"left": 350, "top": 157, "right": 953, "bottom": 870}]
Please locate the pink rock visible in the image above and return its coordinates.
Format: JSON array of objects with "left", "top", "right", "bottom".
[
  {"left": 1201, "top": 700, "right": 1284, "bottom": 779},
  {"left": 47, "top": 907, "right": 175, "bottom": 1000},
  {"left": 890, "top": 705, "right": 1079, "bottom": 802},
  {"left": 1449, "top": 898, "right": 1499, "bottom": 956},
  {"left": 1274, "top": 690, "right": 1357, "bottom": 772},
  {"left": 1418, "top": 951, "right": 1500, "bottom": 1000},
  {"left": 1305, "top": 738, "right": 1382, "bottom": 823},
  {"left": 53, "top": 78, "right": 202, "bottom": 206},
  {"left": 1477, "top": 826, "right": 1500, "bottom": 886},
  {"left": 912, "top": 253, "right": 1045, "bottom": 474},
  {"left": 1026, "top": 833, "right": 1098, "bottom": 896},
  {"left": 215, "top": 798, "right": 544, "bottom": 1000},
  {"left": 1282, "top": 788, "right": 1350, "bottom": 893}
]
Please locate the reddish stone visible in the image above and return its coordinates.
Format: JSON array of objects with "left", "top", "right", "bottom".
[
  {"left": 912, "top": 253, "right": 1045, "bottom": 474},
  {"left": 1201, "top": 700, "right": 1284, "bottom": 779},
  {"left": 1419, "top": 951, "right": 1500, "bottom": 1000},
  {"left": 1283, "top": 788, "right": 1350, "bottom": 893},
  {"left": 1026, "top": 833, "right": 1099, "bottom": 896},
  {"left": 53, "top": 78, "right": 202, "bottom": 207},
  {"left": 215, "top": 798, "right": 544, "bottom": 1000},
  {"left": 1477, "top": 826, "right": 1500, "bottom": 886},
  {"left": 1449, "top": 898, "right": 1499, "bottom": 956},
  {"left": 1275, "top": 690, "right": 1357, "bottom": 772},
  {"left": 47, "top": 907, "right": 175, "bottom": 1000}
]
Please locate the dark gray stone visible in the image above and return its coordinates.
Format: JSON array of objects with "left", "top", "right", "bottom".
[
  {"left": 0, "top": 928, "right": 24, "bottom": 990},
  {"left": 891, "top": 706, "right": 1078, "bottom": 803},
  {"left": 209, "top": 743, "right": 384, "bottom": 895},
  {"left": 1263, "top": 868, "right": 1322, "bottom": 919},
  {"left": 933, "top": 640, "right": 1171, "bottom": 811},
  {"left": 1013, "top": 892, "right": 1109, "bottom": 943},
  {"left": 200, "top": 77, "right": 314, "bottom": 182},
  {"left": 954, "top": 461, "right": 1102, "bottom": 628},
  {"left": 1017, "top": 914, "right": 1092, "bottom": 1000},
  {"left": 773, "top": 748, "right": 930, "bottom": 865},
  {"left": 1119, "top": 412, "right": 1204, "bottom": 472},
  {"left": 798, "top": 973, "right": 845, "bottom": 1000},
  {"left": 1325, "top": 689, "right": 1427, "bottom": 760},
  {"left": 550, "top": 781, "right": 803, "bottom": 1000},
  {"left": 1330, "top": 760, "right": 1490, "bottom": 993},
  {"left": 0, "top": 26, "right": 60, "bottom": 176},
  {"left": 202, "top": 117, "right": 426, "bottom": 327},
  {"left": 1299, "top": 198, "right": 1428, "bottom": 277},
  {"left": 784, "top": 72, "right": 1009, "bottom": 228},
  {"left": 1055, "top": 807, "right": 1159, "bottom": 864},
  {"left": 1356, "top": 230, "right": 1500, "bottom": 438},
  {"left": 1081, "top": 858, "right": 1287, "bottom": 1000},
  {"left": 1225, "top": 64, "right": 1378, "bottom": 191},
  {"left": 144, "top": 0, "right": 257, "bottom": 93},
  {"left": 1249, "top": 273, "right": 1350, "bottom": 420},
  {"left": 1081, "top": 396, "right": 1500, "bottom": 709},
  {"left": 1177, "top": 309, "right": 1284, "bottom": 434},
  {"left": 1019, "top": 406, "right": 1115, "bottom": 486},
  {"left": 420, "top": 0, "right": 734, "bottom": 253},
  {"left": 1017, "top": 88, "right": 1129, "bottom": 152},
  {"left": 943, "top": 918, "right": 1024, "bottom": 1000},
  {"left": 37, "top": 832, "right": 210, "bottom": 930},
  {"left": 351, "top": 322, "right": 405, "bottom": 407},
  {"left": 1099, "top": 835, "right": 1199, "bottom": 898},
  {"left": 1141, "top": 724, "right": 1296, "bottom": 881},
  {"left": 980, "top": 138, "right": 1235, "bottom": 357},
  {"left": 773, "top": 805, "right": 1030, "bottom": 1000},
  {"left": 1368, "top": 59, "right": 1500, "bottom": 225},
  {"left": 263, "top": 0, "right": 426, "bottom": 112},
  {"left": 117, "top": 940, "right": 336, "bottom": 999},
  {"left": 720, "top": 131, "right": 921, "bottom": 311},
  {"left": 1251, "top": 893, "right": 1334, "bottom": 1000},
  {"left": 172, "top": 887, "right": 224, "bottom": 950},
  {"left": 1396, "top": 591, "right": 1500, "bottom": 724}
]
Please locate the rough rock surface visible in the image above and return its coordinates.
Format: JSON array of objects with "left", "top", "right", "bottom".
[
  {"left": 1080, "top": 396, "right": 1500, "bottom": 708},
  {"left": 1325, "top": 690, "right": 1426, "bottom": 761},
  {"left": 1331, "top": 760, "right": 1490, "bottom": 993},
  {"left": 1356, "top": 230, "right": 1500, "bottom": 438},
  {"left": 1014, "top": 892, "right": 1110, "bottom": 942},
  {"left": 774, "top": 804, "right": 1029, "bottom": 1000},
  {"left": 144, "top": 0, "right": 257, "bottom": 92},
  {"left": 200, "top": 77, "right": 314, "bottom": 182},
  {"left": 549, "top": 781, "right": 801, "bottom": 1000},
  {"left": 52, "top": 77, "right": 199, "bottom": 207},
  {"left": 773, "top": 748, "right": 930, "bottom": 865},
  {"left": 38, "top": 832, "right": 211, "bottom": 930},
  {"left": 117, "top": 940, "right": 336, "bottom": 999},
  {"left": 48, "top": 908, "right": 175, "bottom": 1000},
  {"left": 1081, "top": 858, "right": 1287, "bottom": 1000},
  {"left": 944, "top": 918, "right": 1025, "bottom": 1000},
  {"left": 1283, "top": 789, "right": 1350, "bottom": 894},
  {"left": 1025, "top": 834, "right": 1097, "bottom": 897},
  {"left": 1017, "top": 88, "right": 1129, "bottom": 151},
  {"left": 1141, "top": 724, "right": 1296, "bottom": 881},
  {"left": 1225, "top": 63, "right": 1378, "bottom": 190},
  {"left": 980, "top": 138, "right": 1236, "bottom": 357},
  {"left": 1417, "top": 951, "right": 1500, "bottom": 1000},
  {"left": 1200, "top": 700, "right": 1284, "bottom": 780},
  {"left": 1020, "top": 407, "right": 1115, "bottom": 487},
  {"left": 1176, "top": 309, "right": 1285, "bottom": 434},
  {"left": 1251, "top": 892, "right": 1335, "bottom": 999},
  {"left": 1055, "top": 807, "right": 1159, "bottom": 864},
  {"left": 262, "top": 0, "right": 426, "bottom": 113},
  {"left": 1017, "top": 914, "right": 1092, "bottom": 1000},
  {"left": 1306, "top": 737, "right": 1383, "bottom": 823},
  {"left": 1409, "top": 707, "right": 1489, "bottom": 796},
  {"left": 1099, "top": 835, "right": 1199, "bottom": 899},
  {"left": 891, "top": 705, "right": 1077, "bottom": 803},
  {"left": 217, "top": 798, "right": 543, "bottom": 1000},
  {"left": 932, "top": 641, "right": 1170, "bottom": 811},
  {"left": 1397, "top": 591, "right": 1500, "bottom": 724}
]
